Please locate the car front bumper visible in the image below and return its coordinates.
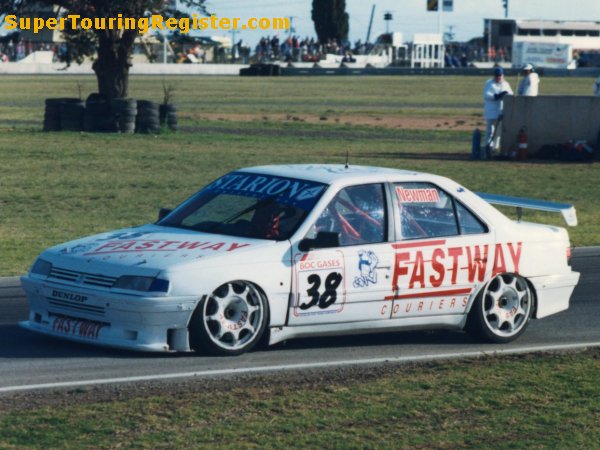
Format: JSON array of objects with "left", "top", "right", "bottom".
[{"left": 20, "top": 275, "right": 200, "bottom": 352}]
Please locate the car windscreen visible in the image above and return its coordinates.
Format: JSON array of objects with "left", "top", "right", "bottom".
[{"left": 159, "top": 172, "right": 328, "bottom": 241}]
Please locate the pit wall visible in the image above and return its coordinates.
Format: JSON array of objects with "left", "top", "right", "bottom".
[
  {"left": 0, "top": 61, "right": 247, "bottom": 75},
  {"left": 501, "top": 96, "right": 600, "bottom": 155}
]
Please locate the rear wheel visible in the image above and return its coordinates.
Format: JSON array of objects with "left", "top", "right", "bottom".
[
  {"left": 189, "top": 281, "right": 269, "bottom": 356},
  {"left": 467, "top": 273, "right": 534, "bottom": 343}
]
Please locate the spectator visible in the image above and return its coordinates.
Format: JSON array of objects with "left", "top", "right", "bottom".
[
  {"left": 7, "top": 40, "right": 15, "bottom": 61},
  {"left": 342, "top": 51, "right": 356, "bottom": 63},
  {"left": 593, "top": 75, "right": 600, "bottom": 96},
  {"left": 517, "top": 64, "right": 540, "bottom": 96},
  {"left": 483, "top": 66, "right": 513, "bottom": 157}
]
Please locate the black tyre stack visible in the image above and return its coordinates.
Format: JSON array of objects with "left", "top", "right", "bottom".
[
  {"left": 110, "top": 98, "right": 137, "bottom": 134},
  {"left": 136, "top": 100, "right": 160, "bottom": 134},
  {"left": 240, "top": 64, "right": 281, "bottom": 76},
  {"left": 84, "top": 95, "right": 114, "bottom": 132},
  {"left": 44, "top": 95, "right": 176, "bottom": 134},
  {"left": 159, "top": 104, "right": 178, "bottom": 131},
  {"left": 59, "top": 100, "right": 85, "bottom": 131},
  {"left": 43, "top": 98, "right": 81, "bottom": 131}
]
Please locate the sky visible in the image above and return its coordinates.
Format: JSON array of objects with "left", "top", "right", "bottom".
[{"left": 203, "top": 0, "right": 600, "bottom": 44}]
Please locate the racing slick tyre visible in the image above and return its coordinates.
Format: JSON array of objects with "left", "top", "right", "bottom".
[
  {"left": 189, "top": 281, "right": 269, "bottom": 356},
  {"left": 466, "top": 273, "right": 534, "bottom": 343}
]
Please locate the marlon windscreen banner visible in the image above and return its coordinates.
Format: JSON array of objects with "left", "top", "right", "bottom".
[{"left": 512, "top": 42, "right": 572, "bottom": 69}]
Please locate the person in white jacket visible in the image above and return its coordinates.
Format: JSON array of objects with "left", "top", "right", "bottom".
[
  {"left": 483, "top": 66, "right": 513, "bottom": 156},
  {"left": 517, "top": 63, "right": 539, "bottom": 96}
]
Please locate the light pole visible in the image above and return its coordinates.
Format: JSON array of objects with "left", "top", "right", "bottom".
[
  {"left": 384, "top": 11, "right": 393, "bottom": 35},
  {"left": 287, "top": 16, "right": 297, "bottom": 37},
  {"left": 229, "top": 29, "right": 238, "bottom": 63}
]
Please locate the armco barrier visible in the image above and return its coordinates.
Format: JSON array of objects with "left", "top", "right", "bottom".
[
  {"left": 0, "top": 62, "right": 248, "bottom": 76},
  {"left": 1, "top": 61, "right": 599, "bottom": 77}
]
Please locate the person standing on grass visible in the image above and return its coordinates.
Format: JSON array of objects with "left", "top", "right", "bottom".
[
  {"left": 517, "top": 63, "right": 539, "bottom": 96},
  {"left": 483, "top": 66, "right": 513, "bottom": 156}
]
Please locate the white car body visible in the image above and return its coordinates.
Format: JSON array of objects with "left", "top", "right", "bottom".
[{"left": 20, "top": 165, "right": 580, "bottom": 354}]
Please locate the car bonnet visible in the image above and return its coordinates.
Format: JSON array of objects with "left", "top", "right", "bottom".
[{"left": 42, "top": 223, "right": 272, "bottom": 272}]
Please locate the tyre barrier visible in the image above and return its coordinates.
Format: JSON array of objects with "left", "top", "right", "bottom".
[
  {"left": 59, "top": 101, "right": 85, "bottom": 132},
  {"left": 84, "top": 96, "right": 113, "bottom": 132},
  {"left": 136, "top": 100, "right": 160, "bottom": 134},
  {"left": 43, "top": 98, "right": 81, "bottom": 131},
  {"left": 159, "top": 103, "right": 178, "bottom": 131},
  {"left": 240, "top": 63, "right": 281, "bottom": 77},
  {"left": 110, "top": 98, "right": 137, "bottom": 134},
  {"left": 44, "top": 96, "right": 172, "bottom": 134}
]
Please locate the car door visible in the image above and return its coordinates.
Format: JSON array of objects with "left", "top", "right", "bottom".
[
  {"left": 389, "top": 182, "right": 494, "bottom": 319},
  {"left": 288, "top": 183, "right": 396, "bottom": 325}
]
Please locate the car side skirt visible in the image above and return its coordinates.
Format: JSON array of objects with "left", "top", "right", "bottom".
[{"left": 268, "top": 314, "right": 466, "bottom": 346}]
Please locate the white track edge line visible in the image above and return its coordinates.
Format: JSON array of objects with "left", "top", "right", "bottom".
[{"left": 2, "top": 341, "right": 600, "bottom": 394}]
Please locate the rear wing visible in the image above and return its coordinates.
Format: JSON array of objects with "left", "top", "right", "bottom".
[{"left": 477, "top": 192, "right": 578, "bottom": 227}]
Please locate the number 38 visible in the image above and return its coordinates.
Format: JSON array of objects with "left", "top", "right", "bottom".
[{"left": 299, "top": 272, "right": 343, "bottom": 310}]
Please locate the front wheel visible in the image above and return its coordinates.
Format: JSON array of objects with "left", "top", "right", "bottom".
[
  {"left": 466, "top": 273, "right": 534, "bottom": 343},
  {"left": 189, "top": 281, "right": 269, "bottom": 356}
]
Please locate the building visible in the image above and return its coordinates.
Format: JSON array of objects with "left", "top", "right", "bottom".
[
  {"left": 411, "top": 33, "right": 445, "bottom": 68},
  {"left": 485, "top": 18, "right": 600, "bottom": 55}
]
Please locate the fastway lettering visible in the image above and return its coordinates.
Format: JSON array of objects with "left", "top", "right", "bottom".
[
  {"left": 86, "top": 240, "right": 250, "bottom": 255},
  {"left": 392, "top": 242, "right": 523, "bottom": 291},
  {"left": 52, "top": 317, "right": 104, "bottom": 339}
]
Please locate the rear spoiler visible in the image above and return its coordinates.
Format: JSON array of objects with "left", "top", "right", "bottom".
[{"left": 477, "top": 192, "right": 578, "bottom": 227}]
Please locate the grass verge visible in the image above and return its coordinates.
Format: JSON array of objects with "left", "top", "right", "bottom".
[
  {"left": 1, "top": 349, "right": 599, "bottom": 449},
  {"left": 1, "top": 75, "right": 598, "bottom": 274}
]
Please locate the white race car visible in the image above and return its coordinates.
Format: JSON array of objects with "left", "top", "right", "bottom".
[{"left": 21, "top": 165, "right": 580, "bottom": 355}]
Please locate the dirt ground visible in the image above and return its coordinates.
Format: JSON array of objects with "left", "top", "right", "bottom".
[{"left": 191, "top": 113, "right": 485, "bottom": 131}]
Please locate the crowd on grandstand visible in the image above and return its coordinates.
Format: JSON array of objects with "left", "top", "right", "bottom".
[
  {"left": 253, "top": 35, "right": 378, "bottom": 63},
  {"left": 0, "top": 39, "right": 66, "bottom": 63},
  {"left": 0, "top": 33, "right": 508, "bottom": 67}
]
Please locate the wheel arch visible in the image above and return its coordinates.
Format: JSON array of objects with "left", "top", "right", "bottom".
[{"left": 523, "top": 275, "right": 539, "bottom": 319}]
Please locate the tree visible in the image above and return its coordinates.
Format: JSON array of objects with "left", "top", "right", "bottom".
[
  {"left": 0, "top": 0, "right": 207, "bottom": 100},
  {"left": 311, "top": 0, "right": 349, "bottom": 44}
]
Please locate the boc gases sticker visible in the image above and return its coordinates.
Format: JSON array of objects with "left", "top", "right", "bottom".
[{"left": 294, "top": 250, "right": 346, "bottom": 316}]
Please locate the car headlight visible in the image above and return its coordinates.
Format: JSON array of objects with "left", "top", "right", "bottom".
[
  {"left": 113, "top": 276, "right": 170, "bottom": 293},
  {"left": 30, "top": 258, "right": 52, "bottom": 277}
]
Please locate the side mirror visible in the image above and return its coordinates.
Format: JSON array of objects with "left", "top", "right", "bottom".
[
  {"left": 158, "top": 208, "right": 172, "bottom": 222},
  {"left": 298, "top": 231, "right": 340, "bottom": 252}
]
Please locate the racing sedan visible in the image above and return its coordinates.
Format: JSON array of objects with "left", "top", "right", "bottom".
[{"left": 20, "top": 165, "right": 580, "bottom": 355}]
